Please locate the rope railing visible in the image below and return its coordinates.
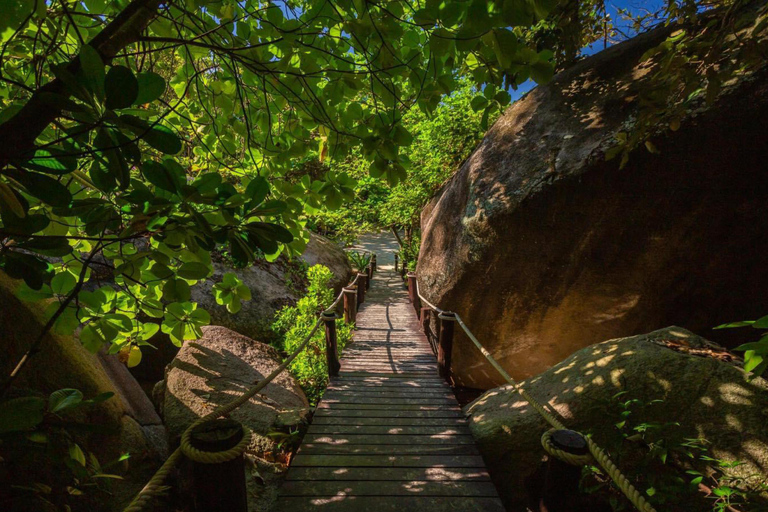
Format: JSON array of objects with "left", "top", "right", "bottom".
[
  {"left": 414, "top": 280, "right": 657, "bottom": 512},
  {"left": 124, "top": 262, "right": 371, "bottom": 512}
]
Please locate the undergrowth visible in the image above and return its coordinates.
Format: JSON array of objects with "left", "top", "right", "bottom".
[
  {"left": 271, "top": 264, "right": 352, "bottom": 405},
  {"left": 582, "top": 392, "right": 768, "bottom": 511}
]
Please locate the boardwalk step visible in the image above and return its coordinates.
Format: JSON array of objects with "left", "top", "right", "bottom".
[
  {"left": 274, "top": 496, "right": 506, "bottom": 512},
  {"left": 279, "top": 480, "right": 499, "bottom": 497},
  {"left": 290, "top": 454, "right": 487, "bottom": 468},
  {"left": 303, "top": 433, "right": 475, "bottom": 443},
  {"left": 285, "top": 467, "right": 491, "bottom": 481}
]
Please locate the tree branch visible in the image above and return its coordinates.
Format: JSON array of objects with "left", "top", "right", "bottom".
[{"left": 0, "top": 0, "right": 162, "bottom": 167}]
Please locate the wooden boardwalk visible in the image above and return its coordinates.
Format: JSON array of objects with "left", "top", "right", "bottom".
[{"left": 275, "top": 267, "right": 504, "bottom": 512}]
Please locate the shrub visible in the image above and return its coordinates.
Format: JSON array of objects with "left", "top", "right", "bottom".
[{"left": 272, "top": 265, "right": 352, "bottom": 404}]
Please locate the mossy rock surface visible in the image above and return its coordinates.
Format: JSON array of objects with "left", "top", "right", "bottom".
[{"left": 465, "top": 327, "right": 768, "bottom": 511}]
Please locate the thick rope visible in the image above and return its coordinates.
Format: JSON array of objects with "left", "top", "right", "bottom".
[
  {"left": 540, "top": 429, "right": 593, "bottom": 467},
  {"left": 452, "top": 314, "right": 657, "bottom": 512}
]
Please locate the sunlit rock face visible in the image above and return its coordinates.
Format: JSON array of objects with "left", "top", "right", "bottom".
[
  {"left": 465, "top": 327, "right": 768, "bottom": 510},
  {"left": 418, "top": 23, "right": 768, "bottom": 388}
]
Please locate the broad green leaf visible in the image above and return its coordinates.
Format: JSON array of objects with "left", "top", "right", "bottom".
[
  {"left": 177, "top": 261, "right": 211, "bottom": 280},
  {"left": 78, "top": 45, "right": 105, "bottom": 102},
  {"left": 105, "top": 65, "right": 139, "bottom": 110},
  {"left": 48, "top": 388, "right": 84, "bottom": 413},
  {"left": 51, "top": 272, "right": 77, "bottom": 295},
  {"left": 135, "top": 72, "right": 166, "bottom": 105}
]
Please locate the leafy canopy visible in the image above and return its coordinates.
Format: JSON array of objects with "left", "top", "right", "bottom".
[{"left": 0, "top": 0, "right": 567, "bottom": 383}]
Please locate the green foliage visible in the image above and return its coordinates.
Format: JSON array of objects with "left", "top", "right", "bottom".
[
  {"left": 346, "top": 251, "right": 372, "bottom": 273},
  {"left": 0, "top": 0, "right": 566, "bottom": 384},
  {"left": 0, "top": 389, "right": 126, "bottom": 510},
  {"left": 212, "top": 272, "right": 252, "bottom": 314},
  {"left": 307, "top": 80, "right": 496, "bottom": 243},
  {"left": 272, "top": 264, "right": 352, "bottom": 404},
  {"left": 714, "top": 316, "right": 768, "bottom": 378},
  {"left": 582, "top": 392, "right": 768, "bottom": 511}
]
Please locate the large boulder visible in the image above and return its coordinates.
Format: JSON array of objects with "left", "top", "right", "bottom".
[
  {"left": 0, "top": 273, "right": 167, "bottom": 510},
  {"left": 159, "top": 325, "right": 309, "bottom": 445},
  {"left": 417, "top": 24, "right": 768, "bottom": 388},
  {"left": 158, "top": 325, "right": 309, "bottom": 512},
  {"left": 191, "top": 232, "right": 352, "bottom": 343},
  {"left": 465, "top": 327, "right": 768, "bottom": 511}
]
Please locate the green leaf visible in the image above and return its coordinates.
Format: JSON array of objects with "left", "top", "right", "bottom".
[
  {"left": 752, "top": 315, "right": 768, "bottom": 329},
  {"left": 135, "top": 72, "right": 166, "bottom": 105},
  {"left": 105, "top": 65, "right": 139, "bottom": 110},
  {"left": 177, "top": 261, "right": 211, "bottom": 280},
  {"left": 163, "top": 279, "right": 191, "bottom": 302},
  {"left": 6, "top": 170, "right": 72, "bottom": 207},
  {"left": 142, "top": 160, "right": 184, "bottom": 193},
  {"left": 51, "top": 272, "right": 77, "bottom": 295},
  {"left": 78, "top": 45, "right": 105, "bottom": 101},
  {"left": 22, "top": 148, "right": 78, "bottom": 175},
  {"left": 48, "top": 389, "right": 84, "bottom": 413},
  {"left": 69, "top": 443, "right": 87, "bottom": 466},
  {"left": 142, "top": 124, "right": 183, "bottom": 154}
]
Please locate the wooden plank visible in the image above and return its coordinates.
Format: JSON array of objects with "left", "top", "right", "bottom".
[
  {"left": 313, "top": 409, "right": 464, "bottom": 418},
  {"left": 285, "top": 467, "right": 491, "bottom": 482},
  {"left": 320, "top": 397, "right": 456, "bottom": 405},
  {"left": 290, "top": 454, "right": 488, "bottom": 468},
  {"left": 311, "top": 416, "right": 468, "bottom": 426},
  {"left": 316, "top": 403, "right": 459, "bottom": 411},
  {"left": 323, "top": 390, "right": 454, "bottom": 398},
  {"left": 279, "top": 480, "right": 499, "bottom": 497},
  {"left": 298, "top": 443, "right": 479, "bottom": 456},
  {"left": 308, "top": 425, "right": 472, "bottom": 436},
  {"left": 303, "top": 434, "right": 477, "bottom": 445},
  {"left": 338, "top": 372, "right": 439, "bottom": 378},
  {"left": 274, "top": 496, "right": 506, "bottom": 512}
]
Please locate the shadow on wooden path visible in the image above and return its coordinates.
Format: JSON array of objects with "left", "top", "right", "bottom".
[{"left": 275, "top": 265, "right": 504, "bottom": 512}]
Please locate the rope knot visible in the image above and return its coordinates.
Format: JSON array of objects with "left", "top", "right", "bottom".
[{"left": 541, "top": 428, "right": 594, "bottom": 467}]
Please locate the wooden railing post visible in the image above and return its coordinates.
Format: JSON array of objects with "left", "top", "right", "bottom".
[
  {"left": 189, "top": 418, "right": 248, "bottom": 512},
  {"left": 343, "top": 286, "right": 357, "bottom": 324},
  {"left": 356, "top": 273, "right": 367, "bottom": 305},
  {"left": 366, "top": 264, "right": 373, "bottom": 289},
  {"left": 394, "top": 253, "right": 398, "bottom": 271},
  {"left": 528, "top": 430, "right": 608, "bottom": 512},
  {"left": 322, "top": 311, "right": 341, "bottom": 377},
  {"left": 407, "top": 272, "right": 421, "bottom": 314},
  {"left": 371, "top": 254, "right": 377, "bottom": 272},
  {"left": 437, "top": 312, "right": 456, "bottom": 381},
  {"left": 420, "top": 307, "right": 431, "bottom": 331}
]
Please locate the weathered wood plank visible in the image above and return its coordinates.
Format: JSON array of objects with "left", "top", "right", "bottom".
[
  {"left": 302, "top": 434, "right": 477, "bottom": 445},
  {"left": 316, "top": 403, "right": 460, "bottom": 411},
  {"left": 298, "top": 443, "right": 480, "bottom": 456},
  {"left": 285, "top": 467, "right": 491, "bottom": 482},
  {"left": 290, "top": 454, "right": 488, "bottom": 468},
  {"left": 314, "top": 409, "right": 464, "bottom": 418},
  {"left": 274, "top": 496, "right": 506, "bottom": 512},
  {"left": 311, "top": 416, "right": 468, "bottom": 426},
  {"left": 279, "top": 480, "right": 499, "bottom": 497},
  {"left": 308, "top": 425, "right": 472, "bottom": 436},
  {"left": 320, "top": 397, "right": 456, "bottom": 405}
]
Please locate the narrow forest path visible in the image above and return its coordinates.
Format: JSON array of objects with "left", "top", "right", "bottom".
[{"left": 274, "top": 233, "right": 504, "bottom": 512}]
